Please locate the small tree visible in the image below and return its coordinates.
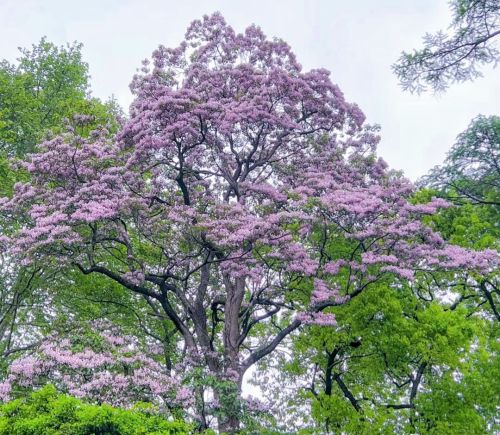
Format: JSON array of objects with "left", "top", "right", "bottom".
[{"left": 1, "top": 13, "right": 496, "bottom": 432}]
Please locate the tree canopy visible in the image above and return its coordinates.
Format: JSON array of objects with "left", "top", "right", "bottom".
[{"left": 0, "top": 37, "right": 121, "bottom": 156}]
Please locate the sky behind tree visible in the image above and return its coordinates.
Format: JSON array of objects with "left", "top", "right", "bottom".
[{"left": 1, "top": 0, "right": 498, "bottom": 180}]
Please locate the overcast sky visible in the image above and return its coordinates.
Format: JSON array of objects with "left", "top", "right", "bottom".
[{"left": 1, "top": 0, "right": 498, "bottom": 180}]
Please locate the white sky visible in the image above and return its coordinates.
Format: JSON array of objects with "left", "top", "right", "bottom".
[{"left": 1, "top": 0, "right": 498, "bottom": 181}]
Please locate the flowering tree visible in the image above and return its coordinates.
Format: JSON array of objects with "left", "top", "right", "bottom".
[
  {"left": 0, "top": 39, "right": 122, "bottom": 364},
  {"left": 0, "top": 13, "right": 496, "bottom": 431},
  {"left": 0, "top": 321, "right": 190, "bottom": 410}
]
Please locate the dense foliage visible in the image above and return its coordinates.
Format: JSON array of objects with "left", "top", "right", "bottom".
[
  {"left": 0, "top": 38, "right": 121, "bottom": 156},
  {"left": 0, "top": 385, "right": 190, "bottom": 434},
  {"left": 0, "top": 38, "right": 124, "bottom": 372},
  {"left": 0, "top": 321, "right": 190, "bottom": 411}
]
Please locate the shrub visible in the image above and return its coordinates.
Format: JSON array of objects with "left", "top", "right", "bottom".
[{"left": 0, "top": 385, "right": 191, "bottom": 434}]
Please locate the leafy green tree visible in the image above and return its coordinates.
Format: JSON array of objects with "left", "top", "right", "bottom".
[
  {"left": 250, "top": 186, "right": 498, "bottom": 433},
  {"left": 0, "top": 37, "right": 121, "bottom": 156},
  {"left": 253, "top": 276, "right": 498, "bottom": 434},
  {"left": 416, "top": 114, "right": 499, "bottom": 322}
]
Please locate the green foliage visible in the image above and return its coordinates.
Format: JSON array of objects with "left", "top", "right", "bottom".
[
  {"left": 0, "top": 154, "right": 15, "bottom": 197},
  {"left": 273, "top": 281, "right": 498, "bottom": 433},
  {"left": 413, "top": 187, "right": 499, "bottom": 321},
  {"left": 432, "top": 199, "right": 497, "bottom": 250},
  {"left": 254, "top": 206, "right": 499, "bottom": 433},
  {"left": 422, "top": 115, "right": 500, "bottom": 208},
  {"left": 0, "top": 385, "right": 190, "bottom": 434},
  {"left": 0, "top": 37, "right": 122, "bottom": 157},
  {"left": 393, "top": 0, "right": 500, "bottom": 93}
]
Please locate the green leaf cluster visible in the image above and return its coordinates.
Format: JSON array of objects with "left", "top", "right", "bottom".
[{"left": 0, "top": 385, "right": 191, "bottom": 434}]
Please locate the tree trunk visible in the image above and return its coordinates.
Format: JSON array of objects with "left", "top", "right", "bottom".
[{"left": 216, "top": 374, "right": 243, "bottom": 434}]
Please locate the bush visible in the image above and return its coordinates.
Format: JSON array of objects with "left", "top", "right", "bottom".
[{"left": 0, "top": 385, "right": 191, "bottom": 434}]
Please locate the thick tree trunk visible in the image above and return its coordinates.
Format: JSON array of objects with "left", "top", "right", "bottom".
[{"left": 215, "top": 275, "right": 246, "bottom": 432}]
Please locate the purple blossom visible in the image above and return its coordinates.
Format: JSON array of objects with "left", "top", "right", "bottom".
[
  {"left": 297, "top": 311, "right": 337, "bottom": 326},
  {"left": 0, "top": 321, "right": 189, "bottom": 409}
]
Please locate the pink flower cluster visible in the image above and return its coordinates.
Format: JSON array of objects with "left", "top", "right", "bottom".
[
  {"left": 0, "top": 321, "right": 192, "bottom": 409},
  {"left": 311, "top": 278, "right": 349, "bottom": 306},
  {"left": 296, "top": 311, "right": 337, "bottom": 326}
]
